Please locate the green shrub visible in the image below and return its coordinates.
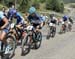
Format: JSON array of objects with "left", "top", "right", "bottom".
[
  {"left": 46, "top": 0, "right": 64, "bottom": 13},
  {"left": 19, "top": 0, "right": 30, "bottom": 13},
  {"left": 0, "top": 4, "right": 7, "bottom": 10}
]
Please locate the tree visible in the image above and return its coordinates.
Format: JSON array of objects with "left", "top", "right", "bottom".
[
  {"left": 40, "top": 0, "right": 46, "bottom": 3},
  {"left": 60, "top": 2, "right": 64, "bottom": 13},
  {"left": 19, "top": 0, "right": 30, "bottom": 13},
  {"left": 2, "top": 0, "right": 15, "bottom": 7},
  {"left": 32, "top": 0, "right": 40, "bottom": 9},
  {"left": 46, "top": 0, "right": 64, "bottom": 12}
]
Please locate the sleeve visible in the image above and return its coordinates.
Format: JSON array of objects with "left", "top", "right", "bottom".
[
  {"left": 35, "top": 13, "right": 40, "bottom": 20},
  {"left": 0, "top": 11, "right": 5, "bottom": 19},
  {"left": 0, "top": 14, "right": 5, "bottom": 19},
  {"left": 27, "top": 15, "right": 32, "bottom": 22}
]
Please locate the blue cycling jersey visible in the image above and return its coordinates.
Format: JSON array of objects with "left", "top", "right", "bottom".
[
  {"left": 63, "top": 16, "right": 68, "bottom": 21},
  {"left": 8, "top": 8, "right": 16, "bottom": 19},
  {"left": 15, "top": 12, "right": 23, "bottom": 25},
  {"left": 41, "top": 16, "right": 46, "bottom": 22},
  {"left": 0, "top": 11, "right": 9, "bottom": 33},
  {"left": 28, "top": 13, "right": 42, "bottom": 22}
]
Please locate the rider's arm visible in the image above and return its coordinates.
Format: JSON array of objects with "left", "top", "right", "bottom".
[
  {"left": 27, "top": 15, "right": 32, "bottom": 22},
  {"left": 1, "top": 17, "right": 8, "bottom": 29}
]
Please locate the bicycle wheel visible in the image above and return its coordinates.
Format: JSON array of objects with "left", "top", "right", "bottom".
[
  {"left": 52, "top": 27, "right": 56, "bottom": 38},
  {"left": 3, "top": 35, "right": 16, "bottom": 59},
  {"left": 68, "top": 24, "right": 72, "bottom": 31},
  {"left": 34, "top": 32, "right": 42, "bottom": 49},
  {"left": 21, "top": 35, "right": 31, "bottom": 56}
]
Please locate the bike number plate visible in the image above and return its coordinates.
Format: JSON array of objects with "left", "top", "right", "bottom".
[{"left": 10, "top": 23, "right": 15, "bottom": 28}]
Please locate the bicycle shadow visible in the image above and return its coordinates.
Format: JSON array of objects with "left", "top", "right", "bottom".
[
  {"left": 21, "top": 48, "right": 31, "bottom": 56},
  {"left": 0, "top": 54, "right": 14, "bottom": 59}
]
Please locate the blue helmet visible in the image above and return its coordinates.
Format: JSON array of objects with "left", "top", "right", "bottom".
[
  {"left": 9, "top": 8, "right": 17, "bottom": 16},
  {"left": 28, "top": 7, "right": 36, "bottom": 14},
  {"left": 63, "top": 15, "right": 68, "bottom": 21}
]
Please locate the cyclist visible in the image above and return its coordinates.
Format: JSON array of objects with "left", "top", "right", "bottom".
[
  {"left": 0, "top": 11, "right": 9, "bottom": 53},
  {"left": 47, "top": 14, "right": 57, "bottom": 38},
  {"left": 12, "top": 11, "right": 27, "bottom": 43},
  {"left": 59, "top": 15, "right": 68, "bottom": 33},
  {"left": 13, "top": 12, "right": 25, "bottom": 26},
  {"left": 28, "top": 6, "right": 43, "bottom": 31},
  {"left": 48, "top": 14, "right": 57, "bottom": 27},
  {"left": 0, "top": 11, "right": 9, "bottom": 41},
  {"left": 62, "top": 15, "right": 68, "bottom": 27},
  {"left": 62, "top": 15, "right": 68, "bottom": 24},
  {"left": 68, "top": 17, "right": 73, "bottom": 24},
  {"left": 7, "top": 5, "right": 26, "bottom": 33},
  {"left": 7, "top": 4, "right": 16, "bottom": 21},
  {"left": 2, "top": 7, "right": 8, "bottom": 18}
]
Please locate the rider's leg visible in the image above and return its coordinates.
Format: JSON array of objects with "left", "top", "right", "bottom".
[
  {"left": 40, "top": 22, "right": 43, "bottom": 27},
  {"left": 0, "top": 30, "right": 7, "bottom": 51},
  {"left": 0, "top": 31, "right": 6, "bottom": 43},
  {"left": 0, "top": 29, "right": 8, "bottom": 44}
]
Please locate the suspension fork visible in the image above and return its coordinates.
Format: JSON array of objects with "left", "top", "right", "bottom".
[
  {"left": 62, "top": 24, "right": 65, "bottom": 30},
  {"left": 28, "top": 31, "right": 33, "bottom": 45}
]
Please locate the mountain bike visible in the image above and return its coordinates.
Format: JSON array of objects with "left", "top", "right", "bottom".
[
  {"left": 0, "top": 30, "right": 16, "bottom": 59},
  {"left": 46, "top": 23, "right": 56, "bottom": 39},
  {"left": 21, "top": 25, "right": 42, "bottom": 56}
]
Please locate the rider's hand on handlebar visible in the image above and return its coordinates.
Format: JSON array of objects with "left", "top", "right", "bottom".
[{"left": 16, "top": 25, "right": 23, "bottom": 29}]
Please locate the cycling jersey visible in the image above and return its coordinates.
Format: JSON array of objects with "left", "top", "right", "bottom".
[
  {"left": 15, "top": 12, "right": 24, "bottom": 25},
  {"left": 50, "top": 17, "right": 57, "bottom": 24},
  {"left": 7, "top": 8, "right": 16, "bottom": 20},
  {"left": 28, "top": 13, "right": 42, "bottom": 23},
  {"left": 28, "top": 13, "right": 42, "bottom": 28},
  {"left": 51, "top": 20, "right": 57, "bottom": 24},
  {"left": 41, "top": 15, "right": 46, "bottom": 22},
  {"left": 63, "top": 16, "right": 68, "bottom": 22},
  {"left": 0, "top": 11, "right": 9, "bottom": 33}
]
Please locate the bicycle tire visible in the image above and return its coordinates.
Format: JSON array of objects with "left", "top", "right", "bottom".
[
  {"left": 4, "top": 35, "right": 16, "bottom": 59},
  {"left": 21, "top": 35, "right": 31, "bottom": 56},
  {"left": 34, "top": 32, "right": 42, "bottom": 49}
]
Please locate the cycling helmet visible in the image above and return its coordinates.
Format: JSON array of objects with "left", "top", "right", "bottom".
[
  {"left": 63, "top": 15, "right": 68, "bottom": 20},
  {"left": 9, "top": 8, "right": 17, "bottom": 16},
  {"left": 28, "top": 7, "right": 36, "bottom": 14}
]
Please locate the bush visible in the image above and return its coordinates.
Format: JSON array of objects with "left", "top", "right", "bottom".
[
  {"left": 32, "top": 0, "right": 40, "bottom": 9},
  {"left": 40, "top": 0, "right": 46, "bottom": 3},
  {"left": 0, "top": 4, "right": 7, "bottom": 10},
  {"left": 19, "top": 0, "right": 30, "bottom": 13},
  {"left": 46, "top": 0, "right": 64, "bottom": 13},
  {"left": 32, "top": 3, "right": 40, "bottom": 9},
  {"left": 60, "top": 2, "right": 64, "bottom": 13}
]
